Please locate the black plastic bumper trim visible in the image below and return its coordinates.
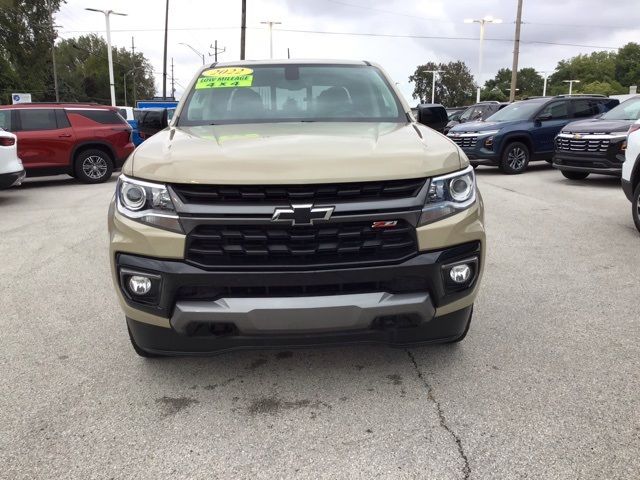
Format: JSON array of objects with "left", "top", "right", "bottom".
[{"left": 115, "top": 241, "right": 482, "bottom": 319}]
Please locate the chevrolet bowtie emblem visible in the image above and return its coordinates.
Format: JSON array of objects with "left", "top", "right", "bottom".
[
  {"left": 271, "top": 204, "right": 334, "bottom": 225},
  {"left": 573, "top": 133, "right": 582, "bottom": 139}
]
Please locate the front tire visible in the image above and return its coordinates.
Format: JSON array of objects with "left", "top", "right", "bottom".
[
  {"left": 561, "top": 170, "right": 590, "bottom": 180},
  {"left": 633, "top": 183, "right": 640, "bottom": 233},
  {"left": 74, "top": 148, "right": 114, "bottom": 184},
  {"left": 500, "top": 142, "right": 530, "bottom": 174}
]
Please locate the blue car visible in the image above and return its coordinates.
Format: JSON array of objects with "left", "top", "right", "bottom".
[
  {"left": 447, "top": 95, "right": 619, "bottom": 174},
  {"left": 117, "top": 106, "right": 144, "bottom": 146}
]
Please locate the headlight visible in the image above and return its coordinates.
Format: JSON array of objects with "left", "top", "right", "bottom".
[
  {"left": 116, "top": 174, "right": 182, "bottom": 233},
  {"left": 419, "top": 165, "right": 476, "bottom": 225}
]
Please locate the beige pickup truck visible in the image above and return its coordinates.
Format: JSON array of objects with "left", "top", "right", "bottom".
[{"left": 108, "top": 59, "right": 485, "bottom": 356}]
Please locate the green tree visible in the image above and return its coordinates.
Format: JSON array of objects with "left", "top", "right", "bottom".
[
  {"left": 615, "top": 42, "right": 640, "bottom": 88},
  {"left": 547, "top": 50, "right": 623, "bottom": 95},
  {"left": 409, "top": 60, "right": 475, "bottom": 107},
  {"left": 576, "top": 81, "right": 625, "bottom": 96},
  {"left": 54, "top": 34, "right": 156, "bottom": 105},
  {"left": 483, "top": 67, "right": 543, "bottom": 99},
  {"left": 0, "top": 0, "right": 62, "bottom": 103}
]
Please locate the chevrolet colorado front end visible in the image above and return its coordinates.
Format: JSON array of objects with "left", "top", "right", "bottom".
[{"left": 108, "top": 60, "right": 486, "bottom": 356}]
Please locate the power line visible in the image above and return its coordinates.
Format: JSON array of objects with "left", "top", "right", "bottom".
[{"left": 271, "top": 27, "right": 621, "bottom": 50}]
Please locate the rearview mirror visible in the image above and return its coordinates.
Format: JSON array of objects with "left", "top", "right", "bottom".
[
  {"left": 416, "top": 104, "right": 448, "bottom": 133},
  {"left": 137, "top": 108, "right": 169, "bottom": 139}
]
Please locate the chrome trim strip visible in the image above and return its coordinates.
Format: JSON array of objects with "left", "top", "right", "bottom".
[{"left": 557, "top": 133, "right": 626, "bottom": 140}]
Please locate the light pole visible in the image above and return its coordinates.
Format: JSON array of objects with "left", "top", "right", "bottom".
[
  {"left": 425, "top": 70, "right": 443, "bottom": 104},
  {"left": 179, "top": 42, "right": 205, "bottom": 65},
  {"left": 537, "top": 71, "right": 550, "bottom": 96},
  {"left": 563, "top": 79, "right": 580, "bottom": 95},
  {"left": 85, "top": 8, "right": 127, "bottom": 106},
  {"left": 464, "top": 16, "right": 502, "bottom": 103},
  {"left": 260, "top": 21, "right": 282, "bottom": 59}
]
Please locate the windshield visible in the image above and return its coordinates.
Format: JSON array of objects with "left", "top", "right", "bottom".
[
  {"left": 177, "top": 64, "right": 405, "bottom": 126},
  {"left": 485, "top": 101, "right": 544, "bottom": 122},
  {"left": 601, "top": 97, "right": 640, "bottom": 121}
]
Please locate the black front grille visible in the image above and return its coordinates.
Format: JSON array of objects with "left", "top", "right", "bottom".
[
  {"left": 172, "top": 178, "right": 425, "bottom": 205},
  {"left": 556, "top": 137, "right": 610, "bottom": 152},
  {"left": 448, "top": 135, "right": 478, "bottom": 148},
  {"left": 185, "top": 220, "right": 418, "bottom": 269}
]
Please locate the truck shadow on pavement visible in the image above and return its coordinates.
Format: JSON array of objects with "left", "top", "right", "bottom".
[{"left": 133, "top": 343, "right": 463, "bottom": 419}]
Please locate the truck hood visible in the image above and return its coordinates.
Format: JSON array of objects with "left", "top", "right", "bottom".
[
  {"left": 561, "top": 118, "right": 634, "bottom": 134},
  {"left": 126, "top": 122, "right": 462, "bottom": 184}
]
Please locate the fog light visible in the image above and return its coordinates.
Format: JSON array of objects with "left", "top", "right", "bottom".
[
  {"left": 449, "top": 264, "right": 471, "bottom": 284},
  {"left": 128, "top": 275, "right": 152, "bottom": 295}
]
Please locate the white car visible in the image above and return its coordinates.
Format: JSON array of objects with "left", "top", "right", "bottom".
[
  {"left": 622, "top": 119, "right": 640, "bottom": 232},
  {"left": 0, "top": 129, "right": 25, "bottom": 189}
]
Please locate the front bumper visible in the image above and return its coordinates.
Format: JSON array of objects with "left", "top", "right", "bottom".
[
  {"left": 114, "top": 242, "right": 481, "bottom": 353},
  {"left": 553, "top": 151, "right": 624, "bottom": 176},
  {"left": 127, "top": 306, "right": 473, "bottom": 355},
  {"left": 0, "top": 169, "right": 26, "bottom": 189}
]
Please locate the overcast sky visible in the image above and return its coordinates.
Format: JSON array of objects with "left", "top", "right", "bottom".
[{"left": 55, "top": 0, "right": 640, "bottom": 104}]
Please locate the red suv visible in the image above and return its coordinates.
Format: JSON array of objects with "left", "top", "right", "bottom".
[{"left": 0, "top": 103, "right": 134, "bottom": 183}]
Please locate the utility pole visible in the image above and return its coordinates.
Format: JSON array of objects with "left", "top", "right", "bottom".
[
  {"left": 48, "top": 3, "right": 60, "bottom": 102},
  {"left": 171, "top": 57, "right": 175, "bottom": 99},
  {"left": 240, "top": 0, "right": 246, "bottom": 60},
  {"left": 210, "top": 40, "right": 226, "bottom": 62},
  {"left": 162, "top": 0, "right": 169, "bottom": 99},
  {"left": 131, "top": 37, "right": 137, "bottom": 106},
  {"left": 260, "top": 21, "right": 281, "bottom": 59},
  {"left": 287, "top": 47, "right": 290, "bottom": 59},
  {"left": 509, "top": 0, "right": 524, "bottom": 102}
]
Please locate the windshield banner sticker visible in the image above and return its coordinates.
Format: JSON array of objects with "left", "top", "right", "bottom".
[{"left": 196, "top": 67, "right": 254, "bottom": 89}]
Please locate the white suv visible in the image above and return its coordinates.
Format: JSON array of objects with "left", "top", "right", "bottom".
[
  {"left": 0, "top": 129, "right": 25, "bottom": 189},
  {"left": 622, "top": 119, "right": 640, "bottom": 232}
]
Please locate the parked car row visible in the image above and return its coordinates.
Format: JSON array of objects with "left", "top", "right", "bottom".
[
  {"left": 443, "top": 94, "right": 640, "bottom": 233},
  {"left": 446, "top": 95, "right": 619, "bottom": 174},
  {"left": 0, "top": 129, "right": 25, "bottom": 189},
  {"left": 0, "top": 102, "right": 176, "bottom": 186},
  {"left": 0, "top": 103, "right": 134, "bottom": 184}
]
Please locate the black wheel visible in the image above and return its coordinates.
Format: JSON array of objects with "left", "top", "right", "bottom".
[
  {"left": 74, "top": 148, "right": 114, "bottom": 184},
  {"left": 632, "top": 183, "right": 640, "bottom": 233},
  {"left": 500, "top": 142, "right": 530, "bottom": 174},
  {"left": 445, "top": 306, "right": 473, "bottom": 344},
  {"left": 128, "top": 325, "right": 162, "bottom": 358},
  {"left": 561, "top": 170, "right": 590, "bottom": 180}
]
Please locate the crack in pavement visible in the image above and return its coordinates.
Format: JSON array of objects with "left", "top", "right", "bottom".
[{"left": 406, "top": 349, "right": 471, "bottom": 480}]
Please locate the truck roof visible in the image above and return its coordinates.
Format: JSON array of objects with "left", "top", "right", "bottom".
[{"left": 209, "top": 59, "right": 370, "bottom": 68}]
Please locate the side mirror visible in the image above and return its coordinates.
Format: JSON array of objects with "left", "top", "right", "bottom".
[
  {"left": 137, "top": 109, "right": 169, "bottom": 139},
  {"left": 536, "top": 113, "right": 552, "bottom": 122},
  {"left": 416, "top": 104, "right": 448, "bottom": 133}
]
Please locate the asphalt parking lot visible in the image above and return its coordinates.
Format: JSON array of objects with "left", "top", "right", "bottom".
[{"left": 1, "top": 165, "right": 639, "bottom": 480}]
